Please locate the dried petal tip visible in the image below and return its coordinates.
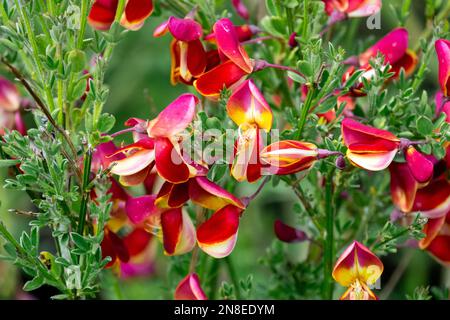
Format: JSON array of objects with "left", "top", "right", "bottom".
[
  {"left": 288, "top": 32, "right": 298, "bottom": 48},
  {"left": 174, "top": 273, "right": 207, "bottom": 300}
]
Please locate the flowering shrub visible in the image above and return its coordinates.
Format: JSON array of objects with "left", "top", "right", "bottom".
[{"left": 0, "top": 0, "right": 449, "bottom": 300}]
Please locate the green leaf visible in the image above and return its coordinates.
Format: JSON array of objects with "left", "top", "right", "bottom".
[
  {"left": 416, "top": 116, "right": 433, "bottom": 136},
  {"left": 23, "top": 275, "right": 45, "bottom": 291},
  {"left": 97, "top": 113, "right": 116, "bottom": 133},
  {"left": 297, "top": 61, "right": 313, "bottom": 78},
  {"left": 0, "top": 159, "right": 20, "bottom": 168},
  {"left": 71, "top": 232, "right": 91, "bottom": 251}
]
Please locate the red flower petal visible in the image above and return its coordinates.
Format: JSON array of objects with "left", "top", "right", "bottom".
[
  {"left": 274, "top": 219, "right": 308, "bottom": 243},
  {"left": 174, "top": 273, "right": 207, "bottom": 300}
]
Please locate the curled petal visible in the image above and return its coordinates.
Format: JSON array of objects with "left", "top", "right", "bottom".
[
  {"left": 88, "top": 0, "right": 118, "bottom": 31},
  {"left": 205, "top": 25, "right": 259, "bottom": 43},
  {"left": 193, "top": 60, "right": 249, "bottom": 99},
  {"left": 419, "top": 215, "right": 446, "bottom": 249},
  {"left": 189, "top": 176, "right": 245, "bottom": 211},
  {"left": 412, "top": 179, "right": 450, "bottom": 218},
  {"left": 120, "top": 0, "right": 154, "bottom": 31},
  {"left": 274, "top": 220, "right": 308, "bottom": 243},
  {"left": 0, "top": 77, "right": 20, "bottom": 112},
  {"left": 154, "top": 137, "right": 195, "bottom": 184},
  {"left": 126, "top": 195, "right": 160, "bottom": 224},
  {"left": 260, "top": 140, "right": 318, "bottom": 175},
  {"left": 147, "top": 94, "right": 199, "bottom": 137},
  {"left": 156, "top": 181, "right": 190, "bottom": 209},
  {"left": 153, "top": 19, "right": 170, "bottom": 37},
  {"left": 161, "top": 209, "right": 196, "bottom": 256},
  {"left": 347, "top": 148, "right": 398, "bottom": 171},
  {"left": 226, "top": 79, "right": 273, "bottom": 131},
  {"left": 389, "top": 162, "right": 418, "bottom": 213},
  {"left": 174, "top": 273, "right": 207, "bottom": 300},
  {"left": 405, "top": 146, "right": 434, "bottom": 184},
  {"left": 359, "top": 28, "right": 409, "bottom": 67},
  {"left": 92, "top": 141, "right": 124, "bottom": 172},
  {"left": 332, "top": 241, "right": 384, "bottom": 287},
  {"left": 197, "top": 205, "right": 242, "bottom": 258},
  {"left": 213, "top": 18, "right": 253, "bottom": 73},
  {"left": 435, "top": 39, "right": 450, "bottom": 96},
  {"left": 179, "top": 40, "right": 207, "bottom": 81}
]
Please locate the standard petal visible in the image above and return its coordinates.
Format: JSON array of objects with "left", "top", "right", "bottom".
[
  {"left": 359, "top": 28, "right": 409, "bottom": 67},
  {"left": 213, "top": 18, "right": 253, "bottom": 73},
  {"left": 226, "top": 80, "right": 273, "bottom": 131},
  {"left": 332, "top": 241, "right": 384, "bottom": 287},
  {"left": 121, "top": 0, "right": 154, "bottom": 31},
  {"left": 147, "top": 94, "right": 199, "bottom": 137},
  {"left": 274, "top": 220, "right": 308, "bottom": 243},
  {"left": 189, "top": 176, "right": 245, "bottom": 211},
  {"left": 0, "top": 77, "right": 20, "bottom": 112},
  {"left": 389, "top": 162, "right": 418, "bottom": 213},
  {"left": 174, "top": 273, "right": 208, "bottom": 300},
  {"left": 161, "top": 209, "right": 196, "bottom": 256},
  {"left": 405, "top": 146, "right": 434, "bottom": 184},
  {"left": 341, "top": 118, "right": 400, "bottom": 148},
  {"left": 193, "top": 60, "right": 249, "bottom": 99},
  {"left": 197, "top": 205, "right": 242, "bottom": 258},
  {"left": 435, "top": 39, "right": 450, "bottom": 96},
  {"left": 167, "top": 16, "right": 203, "bottom": 42},
  {"left": 125, "top": 195, "right": 160, "bottom": 224}
]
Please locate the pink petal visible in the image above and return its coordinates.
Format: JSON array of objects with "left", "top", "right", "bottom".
[
  {"left": 167, "top": 16, "right": 203, "bottom": 42},
  {"left": 213, "top": 18, "right": 253, "bottom": 73},
  {"left": 147, "top": 94, "right": 199, "bottom": 137},
  {"left": 359, "top": 28, "right": 409, "bottom": 67},
  {"left": 125, "top": 195, "right": 161, "bottom": 224},
  {"left": 405, "top": 146, "right": 434, "bottom": 183},
  {"left": 174, "top": 273, "right": 207, "bottom": 300},
  {"left": 0, "top": 77, "right": 20, "bottom": 112},
  {"left": 435, "top": 39, "right": 450, "bottom": 96}
]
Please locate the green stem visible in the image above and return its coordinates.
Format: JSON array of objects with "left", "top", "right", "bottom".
[
  {"left": 207, "top": 258, "right": 221, "bottom": 299},
  {"left": 77, "top": 149, "right": 92, "bottom": 235},
  {"left": 322, "top": 172, "right": 335, "bottom": 300},
  {"left": 225, "top": 256, "right": 241, "bottom": 299},
  {"left": 77, "top": 0, "right": 89, "bottom": 49},
  {"left": 301, "top": 0, "right": 308, "bottom": 38},
  {"left": 296, "top": 85, "right": 314, "bottom": 139}
]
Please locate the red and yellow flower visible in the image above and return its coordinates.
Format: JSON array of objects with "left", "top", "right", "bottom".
[
  {"left": 88, "top": 0, "right": 154, "bottom": 31},
  {"left": 341, "top": 118, "right": 401, "bottom": 171},
  {"left": 109, "top": 94, "right": 200, "bottom": 185},
  {"left": 154, "top": 16, "right": 207, "bottom": 85},
  {"left": 332, "top": 241, "right": 383, "bottom": 300},
  {"left": 323, "top": 0, "right": 382, "bottom": 18},
  {"left": 419, "top": 211, "right": 450, "bottom": 266},
  {"left": 226, "top": 79, "right": 272, "bottom": 182},
  {"left": 194, "top": 18, "right": 254, "bottom": 99}
]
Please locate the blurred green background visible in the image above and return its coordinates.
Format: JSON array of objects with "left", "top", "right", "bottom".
[{"left": 1, "top": 0, "right": 449, "bottom": 299}]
